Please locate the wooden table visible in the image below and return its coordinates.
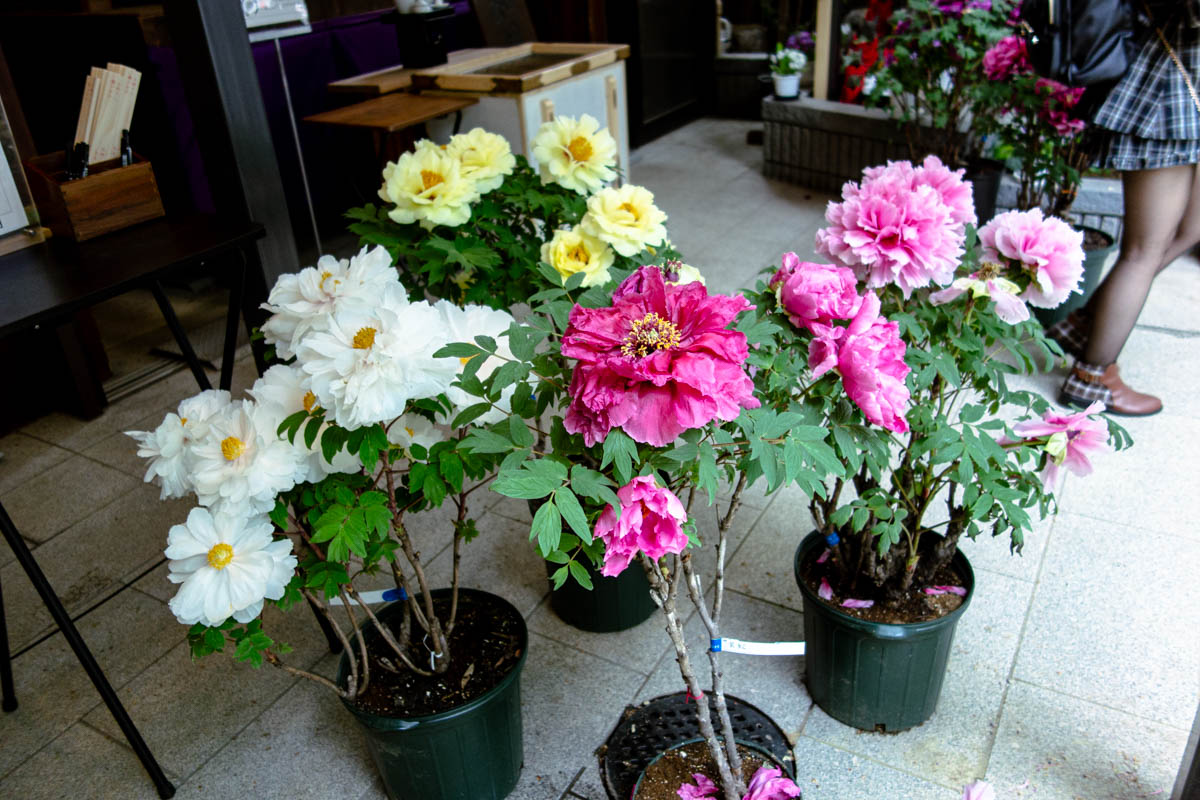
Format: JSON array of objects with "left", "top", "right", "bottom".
[
  {"left": 304, "top": 92, "right": 477, "bottom": 162},
  {"left": 328, "top": 47, "right": 504, "bottom": 96},
  {"left": 0, "top": 213, "right": 265, "bottom": 800}
]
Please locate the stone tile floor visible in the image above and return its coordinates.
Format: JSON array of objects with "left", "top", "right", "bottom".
[{"left": 0, "top": 118, "right": 1197, "bottom": 799}]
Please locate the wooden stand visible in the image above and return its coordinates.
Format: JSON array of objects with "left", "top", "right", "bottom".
[{"left": 24, "top": 152, "right": 164, "bottom": 242}]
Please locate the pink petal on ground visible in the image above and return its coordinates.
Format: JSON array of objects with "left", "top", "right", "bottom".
[
  {"left": 817, "top": 548, "right": 831, "bottom": 564},
  {"left": 818, "top": 578, "right": 833, "bottom": 601},
  {"left": 841, "top": 598, "right": 874, "bottom": 609},
  {"left": 924, "top": 585, "right": 967, "bottom": 596},
  {"left": 676, "top": 773, "right": 719, "bottom": 800}
]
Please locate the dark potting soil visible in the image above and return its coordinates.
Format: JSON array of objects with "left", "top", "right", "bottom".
[
  {"left": 800, "top": 548, "right": 965, "bottom": 625},
  {"left": 350, "top": 592, "right": 523, "bottom": 718},
  {"left": 636, "top": 741, "right": 775, "bottom": 800},
  {"left": 1082, "top": 228, "right": 1113, "bottom": 251}
]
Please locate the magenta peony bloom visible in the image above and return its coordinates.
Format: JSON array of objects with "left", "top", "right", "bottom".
[
  {"left": 809, "top": 293, "right": 911, "bottom": 433},
  {"left": 562, "top": 265, "right": 759, "bottom": 447},
  {"left": 984, "top": 35, "right": 1031, "bottom": 80},
  {"left": 1037, "top": 78, "right": 1087, "bottom": 135},
  {"left": 816, "top": 159, "right": 966, "bottom": 297},
  {"left": 676, "top": 773, "right": 718, "bottom": 800},
  {"left": 743, "top": 766, "right": 802, "bottom": 800},
  {"left": 1007, "top": 401, "right": 1109, "bottom": 489},
  {"left": 770, "top": 252, "right": 862, "bottom": 332},
  {"left": 593, "top": 476, "right": 689, "bottom": 577},
  {"left": 978, "top": 209, "right": 1084, "bottom": 308}
]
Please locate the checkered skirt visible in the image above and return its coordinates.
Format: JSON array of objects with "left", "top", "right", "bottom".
[{"left": 1092, "top": 4, "right": 1200, "bottom": 170}]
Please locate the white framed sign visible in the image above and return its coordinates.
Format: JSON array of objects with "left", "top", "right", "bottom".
[{"left": 0, "top": 94, "right": 29, "bottom": 237}]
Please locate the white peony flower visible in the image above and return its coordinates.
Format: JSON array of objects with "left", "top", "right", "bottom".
[
  {"left": 436, "top": 301, "right": 518, "bottom": 425},
  {"left": 165, "top": 507, "right": 297, "bottom": 626},
  {"left": 127, "top": 389, "right": 232, "bottom": 500},
  {"left": 248, "top": 364, "right": 360, "bottom": 482},
  {"left": 297, "top": 298, "right": 458, "bottom": 430},
  {"left": 260, "top": 245, "right": 406, "bottom": 359},
  {"left": 189, "top": 400, "right": 306, "bottom": 515},
  {"left": 387, "top": 412, "right": 445, "bottom": 453}
]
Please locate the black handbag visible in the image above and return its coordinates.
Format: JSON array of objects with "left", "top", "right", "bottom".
[{"left": 1020, "top": 0, "right": 1136, "bottom": 85}]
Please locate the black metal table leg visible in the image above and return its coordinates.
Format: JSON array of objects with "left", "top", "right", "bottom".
[
  {"left": 307, "top": 595, "right": 344, "bottom": 655},
  {"left": 149, "top": 280, "right": 212, "bottom": 393},
  {"left": 220, "top": 251, "right": 247, "bottom": 391},
  {"left": 0, "top": 501, "right": 175, "bottom": 798},
  {"left": 0, "top": 570, "right": 16, "bottom": 712}
]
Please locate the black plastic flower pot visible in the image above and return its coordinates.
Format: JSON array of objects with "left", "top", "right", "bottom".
[
  {"left": 545, "top": 556, "right": 658, "bottom": 632},
  {"left": 336, "top": 588, "right": 527, "bottom": 800},
  {"left": 963, "top": 157, "right": 1004, "bottom": 228},
  {"left": 794, "top": 531, "right": 974, "bottom": 732},
  {"left": 1034, "top": 226, "right": 1116, "bottom": 328},
  {"left": 632, "top": 737, "right": 797, "bottom": 799}
]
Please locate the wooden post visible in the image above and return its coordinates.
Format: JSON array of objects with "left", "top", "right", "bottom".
[{"left": 812, "top": 0, "right": 841, "bottom": 102}]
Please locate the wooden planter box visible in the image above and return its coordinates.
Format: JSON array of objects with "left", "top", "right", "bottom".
[{"left": 24, "top": 151, "right": 163, "bottom": 241}]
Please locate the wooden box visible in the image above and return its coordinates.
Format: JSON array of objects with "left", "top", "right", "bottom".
[
  {"left": 23, "top": 151, "right": 164, "bottom": 242},
  {"left": 410, "top": 43, "right": 630, "bottom": 94}
]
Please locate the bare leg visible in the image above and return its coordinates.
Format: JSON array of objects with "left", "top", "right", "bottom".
[{"left": 1084, "top": 165, "right": 1194, "bottom": 364}]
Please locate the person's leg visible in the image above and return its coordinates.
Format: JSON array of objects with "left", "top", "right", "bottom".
[{"left": 1061, "top": 164, "right": 1194, "bottom": 414}]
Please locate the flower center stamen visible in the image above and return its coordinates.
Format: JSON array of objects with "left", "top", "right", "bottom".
[
  {"left": 302, "top": 391, "right": 318, "bottom": 412},
  {"left": 567, "top": 243, "right": 590, "bottom": 265},
  {"left": 207, "top": 543, "right": 234, "bottom": 570},
  {"left": 567, "top": 136, "right": 593, "bottom": 162},
  {"left": 621, "top": 313, "right": 681, "bottom": 358},
  {"left": 220, "top": 436, "right": 245, "bottom": 461},
  {"left": 977, "top": 261, "right": 1004, "bottom": 280},
  {"left": 352, "top": 327, "right": 377, "bottom": 350},
  {"left": 619, "top": 202, "right": 640, "bottom": 221},
  {"left": 420, "top": 170, "right": 444, "bottom": 194},
  {"left": 318, "top": 270, "right": 335, "bottom": 291}
]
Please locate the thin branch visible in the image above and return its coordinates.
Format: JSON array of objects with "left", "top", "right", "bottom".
[
  {"left": 340, "top": 588, "right": 370, "bottom": 697},
  {"left": 302, "top": 588, "right": 358, "bottom": 697},
  {"left": 265, "top": 651, "right": 347, "bottom": 697},
  {"left": 347, "top": 586, "right": 433, "bottom": 676}
]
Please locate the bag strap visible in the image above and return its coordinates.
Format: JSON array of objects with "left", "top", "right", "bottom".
[{"left": 1143, "top": 1, "right": 1200, "bottom": 116}]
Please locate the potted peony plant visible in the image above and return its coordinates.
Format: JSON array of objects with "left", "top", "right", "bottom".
[
  {"left": 347, "top": 118, "right": 686, "bottom": 635},
  {"left": 769, "top": 43, "right": 808, "bottom": 100},
  {"left": 754, "top": 156, "right": 1130, "bottom": 731}
]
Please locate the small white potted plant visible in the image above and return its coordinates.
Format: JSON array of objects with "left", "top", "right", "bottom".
[{"left": 769, "top": 43, "right": 807, "bottom": 100}]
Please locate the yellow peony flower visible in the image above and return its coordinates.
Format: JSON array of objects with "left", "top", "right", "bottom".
[
  {"left": 446, "top": 128, "right": 516, "bottom": 194},
  {"left": 579, "top": 184, "right": 668, "bottom": 258},
  {"left": 540, "top": 226, "right": 616, "bottom": 288},
  {"left": 663, "top": 260, "right": 706, "bottom": 287},
  {"left": 378, "top": 146, "right": 477, "bottom": 229},
  {"left": 532, "top": 114, "right": 618, "bottom": 195}
]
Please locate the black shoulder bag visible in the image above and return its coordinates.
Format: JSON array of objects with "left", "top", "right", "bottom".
[{"left": 1020, "top": 0, "right": 1136, "bottom": 85}]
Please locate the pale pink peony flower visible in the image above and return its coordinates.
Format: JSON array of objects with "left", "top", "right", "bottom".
[
  {"left": 676, "top": 773, "right": 719, "bottom": 799},
  {"left": 743, "top": 766, "right": 802, "bottom": 800},
  {"left": 809, "top": 293, "right": 911, "bottom": 433},
  {"left": 816, "top": 160, "right": 966, "bottom": 297},
  {"left": 961, "top": 780, "right": 996, "bottom": 800},
  {"left": 593, "top": 476, "right": 689, "bottom": 577},
  {"left": 978, "top": 209, "right": 1084, "bottom": 308},
  {"left": 1007, "top": 401, "right": 1109, "bottom": 489},
  {"left": 770, "top": 252, "right": 862, "bottom": 332},
  {"left": 562, "top": 265, "right": 759, "bottom": 447},
  {"left": 929, "top": 272, "right": 1030, "bottom": 324},
  {"left": 984, "top": 35, "right": 1031, "bottom": 80}
]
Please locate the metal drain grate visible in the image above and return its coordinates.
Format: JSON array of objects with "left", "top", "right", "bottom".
[{"left": 598, "top": 692, "right": 796, "bottom": 799}]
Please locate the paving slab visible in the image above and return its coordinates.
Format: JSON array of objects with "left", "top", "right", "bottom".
[
  {"left": 0, "top": 432, "right": 74, "bottom": 495},
  {"left": 791, "top": 737, "right": 962, "bottom": 799},
  {"left": 1, "top": 455, "right": 141, "bottom": 543},
  {"left": 1118, "top": 326, "right": 1200, "bottom": 421},
  {"left": 1013, "top": 511, "right": 1200, "bottom": 731},
  {"left": 0, "top": 588, "right": 185, "bottom": 780},
  {"left": 802, "top": 570, "right": 1033, "bottom": 788},
  {"left": 1140, "top": 255, "right": 1200, "bottom": 335},
  {"left": 726, "top": 485, "right": 816, "bottom": 613},
  {"left": 986, "top": 680, "right": 1187, "bottom": 799}
]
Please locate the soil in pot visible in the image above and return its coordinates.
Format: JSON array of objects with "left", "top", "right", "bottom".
[
  {"left": 797, "top": 546, "right": 965, "bottom": 625},
  {"left": 351, "top": 591, "right": 524, "bottom": 717},
  {"left": 636, "top": 741, "right": 779, "bottom": 800}
]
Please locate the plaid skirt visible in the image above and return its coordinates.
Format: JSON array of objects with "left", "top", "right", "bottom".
[{"left": 1092, "top": 4, "right": 1200, "bottom": 169}]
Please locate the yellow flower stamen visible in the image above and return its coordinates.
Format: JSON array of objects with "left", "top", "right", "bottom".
[
  {"left": 567, "top": 136, "right": 593, "bottom": 163},
  {"left": 207, "top": 543, "right": 234, "bottom": 570},
  {"left": 220, "top": 436, "right": 245, "bottom": 461},
  {"left": 619, "top": 202, "right": 640, "bottom": 221},
  {"left": 977, "top": 261, "right": 1004, "bottom": 280},
  {"left": 352, "top": 326, "right": 377, "bottom": 350},
  {"left": 302, "top": 391, "right": 318, "bottom": 412},
  {"left": 404, "top": 426, "right": 415, "bottom": 438},
  {"left": 621, "top": 313, "right": 681, "bottom": 358},
  {"left": 180, "top": 417, "right": 188, "bottom": 426},
  {"left": 420, "top": 170, "right": 444, "bottom": 195},
  {"left": 566, "top": 243, "right": 590, "bottom": 266},
  {"left": 318, "top": 270, "right": 335, "bottom": 292}
]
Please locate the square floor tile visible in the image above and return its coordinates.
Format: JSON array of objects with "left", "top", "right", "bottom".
[
  {"left": 1, "top": 455, "right": 141, "bottom": 543},
  {"left": 792, "top": 736, "right": 962, "bottom": 799},
  {"left": 0, "top": 432, "right": 73, "bottom": 495},
  {"left": 1013, "top": 512, "right": 1200, "bottom": 730}
]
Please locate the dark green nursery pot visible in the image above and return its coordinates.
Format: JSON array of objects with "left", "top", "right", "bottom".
[{"left": 545, "top": 555, "right": 658, "bottom": 632}]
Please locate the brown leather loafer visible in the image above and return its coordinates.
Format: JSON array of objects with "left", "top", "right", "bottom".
[{"left": 1059, "top": 362, "right": 1162, "bottom": 416}]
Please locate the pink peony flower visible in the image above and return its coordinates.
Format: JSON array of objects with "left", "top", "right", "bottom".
[
  {"left": 593, "top": 476, "right": 689, "bottom": 577},
  {"left": 809, "top": 293, "right": 911, "bottom": 433},
  {"left": 860, "top": 156, "right": 976, "bottom": 228},
  {"left": 961, "top": 780, "right": 996, "bottom": 800},
  {"left": 929, "top": 271, "right": 1030, "bottom": 324},
  {"left": 1008, "top": 401, "right": 1109, "bottom": 489},
  {"left": 1037, "top": 78, "right": 1087, "bottom": 135},
  {"left": 677, "top": 773, "right": 719, "bottom": 800},
  {"left": 816, "top": 160, "right": 966, "bottom": 297},
  {"left": 743, "top": 766, "right": 802, "bottom": 800},
  {"left": 978, "top": 209, "right": 1084, "bottom": 308},
  {"left": 770, "top": 252, "right": 862, "bottom": 332},
  {"left": 562, "top": 265, "right": 759, "bottom": 447},
  {"left": 984, "top": 35, "right": 1031, "bottom": 80}
]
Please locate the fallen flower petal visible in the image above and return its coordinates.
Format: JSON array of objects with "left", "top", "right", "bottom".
[
  {"left": 819, "top": 578, "right": 834, "bottom": 601},
  {"left": 961, "top": 780, "right": 995, "bottom": 800},
  {"left": 817, "top": 548, "right": 831, "bottom": 564},
  {"left": 743, "top": 765, "right": 802, "bottom": 800},
  {"left": 676, "top": 772, "right": 719, "bottom": 800},
  {"left": 924, "top": 585, "right": 967, "bottom": 596},
  {"left": 841, "top": 598, "right": 874, "bottom": 609}
]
